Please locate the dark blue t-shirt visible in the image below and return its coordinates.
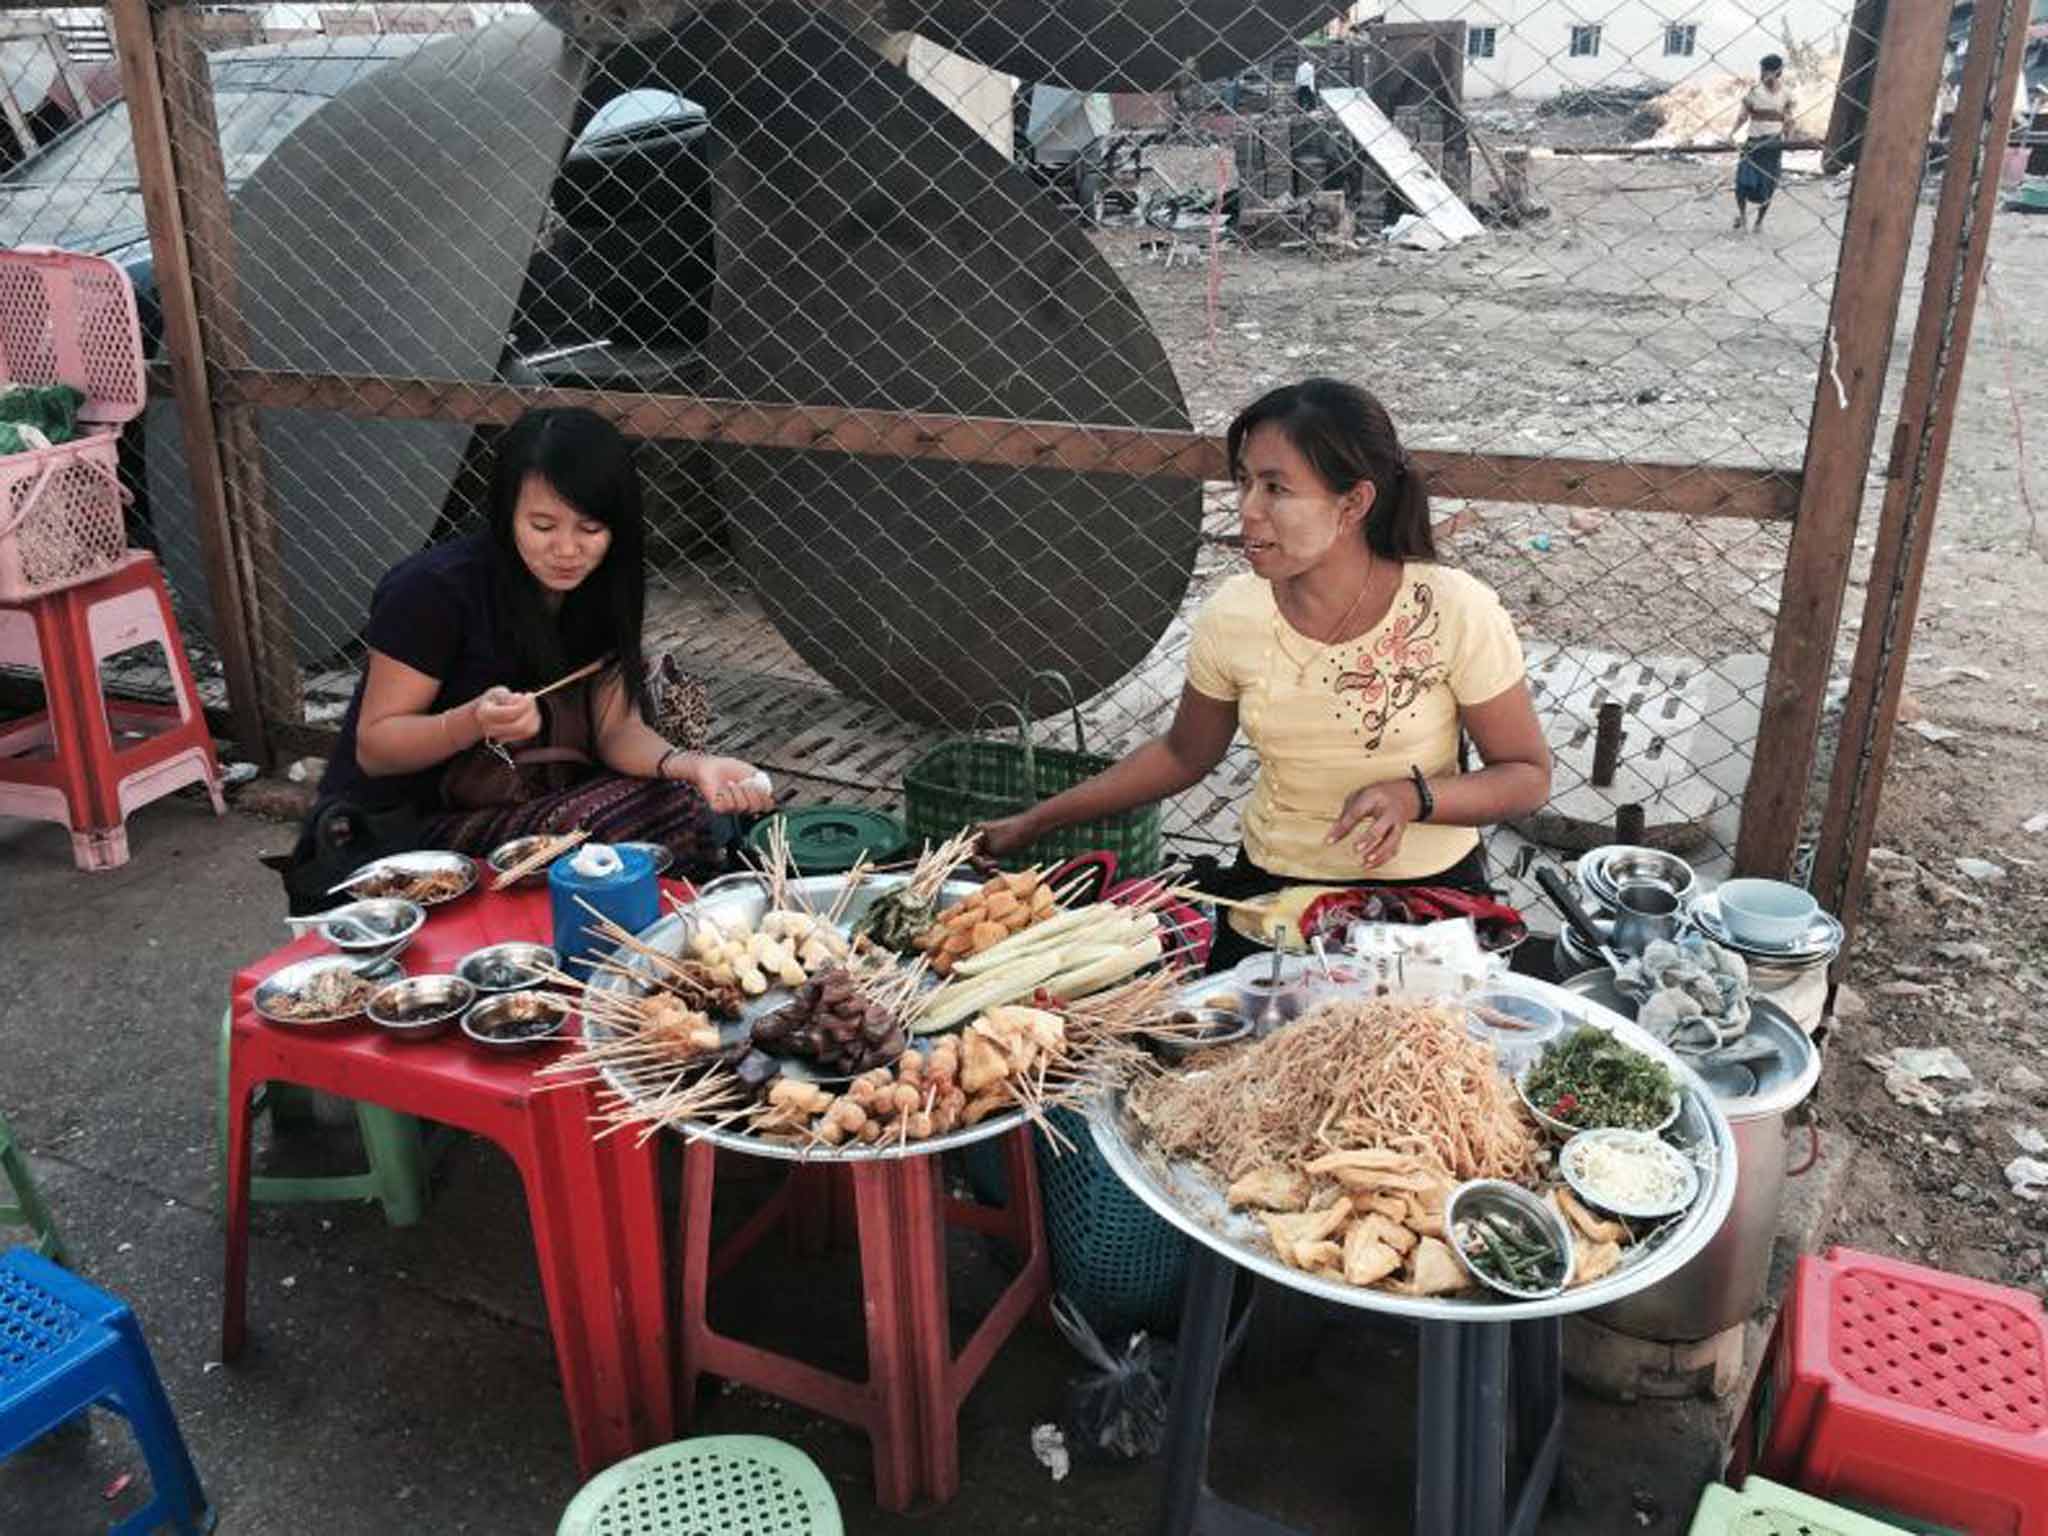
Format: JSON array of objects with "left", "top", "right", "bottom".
[{"left": 320, "top": 536, "right": 521, "bottom": 813}]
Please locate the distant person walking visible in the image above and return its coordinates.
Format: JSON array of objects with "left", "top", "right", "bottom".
[
  {"left": 1295, "top": 55, "right": 1317, "bottom": 111},
  {"left": 1731, "top": 53, "right": 1794, "bottom": 232}
]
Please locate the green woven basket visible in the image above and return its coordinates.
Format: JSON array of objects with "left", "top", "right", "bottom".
[{"left": 903, "top": 673, "right": 1162, "bottom": 878}]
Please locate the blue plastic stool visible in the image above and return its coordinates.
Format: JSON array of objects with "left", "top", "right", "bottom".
[{"left": 0, "top": 1248, "right": 213, "bottom": 1534}]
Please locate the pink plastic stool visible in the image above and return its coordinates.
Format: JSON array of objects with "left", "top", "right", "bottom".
[{"left": 0, "top": 550, "right": 223, "bottom": 868}]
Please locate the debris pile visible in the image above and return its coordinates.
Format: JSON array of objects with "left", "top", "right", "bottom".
[{"left": 1640, "top": 54, "right": 1840, "bottom": 146}]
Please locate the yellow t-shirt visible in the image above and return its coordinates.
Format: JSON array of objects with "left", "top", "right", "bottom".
[{"left": 1186, "top": 564, "right": 1527, "bottom": 881}]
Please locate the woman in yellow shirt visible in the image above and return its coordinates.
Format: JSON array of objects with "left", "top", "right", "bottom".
[{"left": 979, "top": 378, "right": 1551, "bottom": 965}]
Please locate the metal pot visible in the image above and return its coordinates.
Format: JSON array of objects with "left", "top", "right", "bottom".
[{"left": 1559, "top": 972, "right": 1820, "bottom": 1342}]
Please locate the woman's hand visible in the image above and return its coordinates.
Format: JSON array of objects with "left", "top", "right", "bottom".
[
  {"left": 975, "top": 813, "right": 1040, "bottom": 860},
  {"left": 687, "top": 755, "right": 775, "bottom": 815},
  {"left": 474, "top": 686, "right": 542, "bottom": 745},
  {"left": 1328, "top": 780, "right": 1421, "bottom": 871}
]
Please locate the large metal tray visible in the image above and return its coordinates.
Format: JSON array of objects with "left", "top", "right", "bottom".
[
  {"left": 585, "top": 872, "right": 1033, "bottom": 1162},
  {"left": 1086, "top": 974, "right": 1739, "bottom": 1322}
]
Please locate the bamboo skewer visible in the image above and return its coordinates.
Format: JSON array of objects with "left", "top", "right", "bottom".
[
  {"left": 530, "top": 656, "right": 608, "bottom": 700},
  {"left": 491, "top": 828, "right": 590, "bottom": 890}
]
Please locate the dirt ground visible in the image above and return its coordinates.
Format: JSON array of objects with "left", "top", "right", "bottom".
[{"left": 1107, "top": 145, "right": 2048, "bottom": 1297}]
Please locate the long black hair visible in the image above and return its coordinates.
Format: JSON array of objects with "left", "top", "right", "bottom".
[
  {"left": 486, "top": 407, "right": 649, "bottom": 717},
  {"left": 1225, "top": 378, "right": 1437, "bottom": 562}
]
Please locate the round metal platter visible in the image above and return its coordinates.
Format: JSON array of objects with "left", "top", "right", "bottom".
[
  {"left": 341, "top": 850, "right": 478, "bottom": 907},
  {"left": 584, "top": 872, "right": 1035, "bottom": 1161},
  {"left": 1085, "top": 974, "right": 1738, "bottom": 1322}
]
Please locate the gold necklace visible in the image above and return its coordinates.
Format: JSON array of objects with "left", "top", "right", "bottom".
[{"left": 1275, "top": 556, "right": 1376, "bottom": 685}]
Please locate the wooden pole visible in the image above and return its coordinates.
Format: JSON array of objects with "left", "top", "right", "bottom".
[
  {"left": 1731, "top": 0, "right": 1949, "bottom": 880},
  {"left": 1810, "top": 0, "right": 2029, "bottom": 956},
  {"left": 111, "top": 0, "right": 299, "bottom": 761},
  {"left": 1824, "top": 0, "right": 1891, "bottom": 175}
]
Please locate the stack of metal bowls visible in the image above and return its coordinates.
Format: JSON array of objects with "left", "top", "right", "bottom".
[
  {"left": 1556, "top": 845, "right": 1698, "bottom": 978},
  {"left": 1682, "top": 887, "right": 1844, "bottom": 987}
]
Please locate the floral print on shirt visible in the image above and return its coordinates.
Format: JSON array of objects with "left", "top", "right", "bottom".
[{"left": 1329, "top": 580, "right": 1447, "bottom": 752}]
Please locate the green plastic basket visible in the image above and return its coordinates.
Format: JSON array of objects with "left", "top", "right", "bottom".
[
  {"left": 1688, "top": 1478, "right": 1920, "bottom": 1536},
  {"left": 962, "top": 1107, "right": 1188, "bottom": 1338},
  {"left": 902, "top": 672, "right": 1162, "bottom": 879}
]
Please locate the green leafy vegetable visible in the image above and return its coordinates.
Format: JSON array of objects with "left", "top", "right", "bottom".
[{"left": 1523, "top": 1026, "right": 1677, "bottom": 1131}]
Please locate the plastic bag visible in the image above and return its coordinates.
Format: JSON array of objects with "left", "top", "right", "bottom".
[{"left": 1052, "top": 1296, "right": 1172, "bottom": 1464}]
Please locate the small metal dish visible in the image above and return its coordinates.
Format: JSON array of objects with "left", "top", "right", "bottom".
[
  {"left": 316, "top": 898, "right": 426, "bottom": 957},
  {"left": 254, "top": 955, "right": 397, "bottom": 1032},
  {"left": 456, "top": 942, "right": 560, "bottom": 994},
  {"left": 462, "top": 990, "right": 571, "bottom": 1052},
  {"left": 367, "top": 974, "right": 476, "bottom": 1042},
  {"left": 1148, "top": 1006, "right": 1254, "bottom": 1063},
  {"left": 342, "top": 850, "right": 477, "bottom": 906},
  {"left": 1515, "top": 1056, "right": 1681, "bottom": 1140},
  {"left": 1446, "top": 1180, "right": 1574, "bottom": 1300},
  {"left": 1560, "top": 1128, "right": 1700, "bottom": 1220},
  {"left": 488, "top": 836, "right": 569, "bottom": 889}
]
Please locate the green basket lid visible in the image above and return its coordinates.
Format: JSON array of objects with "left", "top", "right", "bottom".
[{"left": 749, "top": 806, "right": 908, "bottom": 874}]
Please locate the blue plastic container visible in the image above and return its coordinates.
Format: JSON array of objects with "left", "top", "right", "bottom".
[{"left": 550, "top": 843, "right": 659, "bottom": 976}]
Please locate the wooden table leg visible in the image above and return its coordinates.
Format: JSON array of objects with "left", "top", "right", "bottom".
[{"left": 676, "top": 1137, "right": 718, "bottom": 1430}]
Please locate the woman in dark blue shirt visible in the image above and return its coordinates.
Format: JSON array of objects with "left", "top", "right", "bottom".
[{"left": 310, "top": 407, "right": 770, "bottom": 877}]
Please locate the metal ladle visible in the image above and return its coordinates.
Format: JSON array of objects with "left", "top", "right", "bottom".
[{"left": 1256, "top": 944, "right": 1289, "bottom": 1034}]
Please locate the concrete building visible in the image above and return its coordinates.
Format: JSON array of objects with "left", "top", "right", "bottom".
[{"left": 1361, "top": 0, "right": 1853, "bottom": 98}]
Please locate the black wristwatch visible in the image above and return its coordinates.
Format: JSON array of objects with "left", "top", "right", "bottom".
[{"left": 1409, "top": 765, "right": 1435, "bottom": 823}]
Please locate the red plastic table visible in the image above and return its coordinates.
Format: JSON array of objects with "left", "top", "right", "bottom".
[{"left": 221, "top": 884, "right": 676, "bottom": 1477}]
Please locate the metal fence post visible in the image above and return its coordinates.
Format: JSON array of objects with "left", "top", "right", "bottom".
[
  {"left": 111, "top": 0, "right": 300, "bottom": 764},
  {"left": 1732, "top": 0, "right": 1950, "bottom": 881}
]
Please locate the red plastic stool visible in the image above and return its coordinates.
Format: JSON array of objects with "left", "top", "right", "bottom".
[
  {"left": 0, "top": 550, "right": 223, "bottom": 868},
  {"left": 1745, "top": 1247, "right": 2048, "bottom": 1536}
]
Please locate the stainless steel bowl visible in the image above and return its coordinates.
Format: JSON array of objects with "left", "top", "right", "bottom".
[
  {"left": 1578, "top": 845, "right": 1697, "bottom": 910},
  {"left": 462, "top": 990, "right": 571, "bottom": 1052},
  {"left": 1148, "top": 1006, "right": 1254, "bottom": 1063},
  {"left": 1446, "top": 1180, "right": 1575, "bottom": 1300},
  {"left": 316, "top": 898, "right": 426, "bottom": 957},
  {"left": 253, "top": 955, "right": 397, "bottom": 1033},
  {"left": 456, "top": 942, "right": 559, "bottom": 994},
  {"left": 367, "top": 974, "right": 475, "bottom": 1042},
  {"left": 487, "top": 835, "right": 567, "bottom": 889}
]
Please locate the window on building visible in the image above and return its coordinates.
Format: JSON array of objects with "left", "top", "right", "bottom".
[
  {"left": 1468, "top": 25, "right": 1498, "bottom": 59},
  {"left": 1664, "top": 24, "right": 1698, "bottom": 57},
  {"left": 1569, "top": 23, "right": 1602, "bottom": 57}
]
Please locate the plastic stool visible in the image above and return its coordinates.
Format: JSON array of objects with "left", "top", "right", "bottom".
[
  {"left": 0, "top": 1111, "right": 67, "bottom": 1264},
  {"left": 215, "top": 1009, "right": 439, "bottom": 1227},
  {"left": 557, "top": 1434, "right": 842, "bottom": 1535},
  {"left": 1751, "top": 1247, "right": 2048, "bottom": 1536},
  {"left": 1689, "top": 1476, "right": 1916, "bottom": 1535},
  {"left": 0, "top": 1248, "right": 214, "bottom": 1534},
  {"left": 0, "top": 550, "right": 223, "bottom": 870}
]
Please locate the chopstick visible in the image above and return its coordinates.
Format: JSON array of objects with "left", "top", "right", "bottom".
[
  {"left": 491, "top": 828, "right": 590, "bottom": 890},
  {"left": 530, "top": 657, "right": 609, "bottom": 701}
]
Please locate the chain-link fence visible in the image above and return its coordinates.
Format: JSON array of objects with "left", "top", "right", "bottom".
[{"left": 0, "top": 0, "right": 1961, "bottom": 896}]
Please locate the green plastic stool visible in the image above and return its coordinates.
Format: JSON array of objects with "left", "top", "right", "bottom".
[
  {"left": 1689, "top": 1477, "right": 1916, "bottom": 1535},
  {"left": 557, "top": 1435, "right": 843, "bottom": 1535},
  {"left": 215, "top": 1009, "right": 442, "bottom": 1227},
  {"left": 0, "top": 1109, "right": 68, "bottom": 1264}
]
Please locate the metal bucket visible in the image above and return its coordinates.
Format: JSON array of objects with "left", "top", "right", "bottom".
[{"left": 1559, "top": 972, "right": 1820, "bottom": 1343}]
